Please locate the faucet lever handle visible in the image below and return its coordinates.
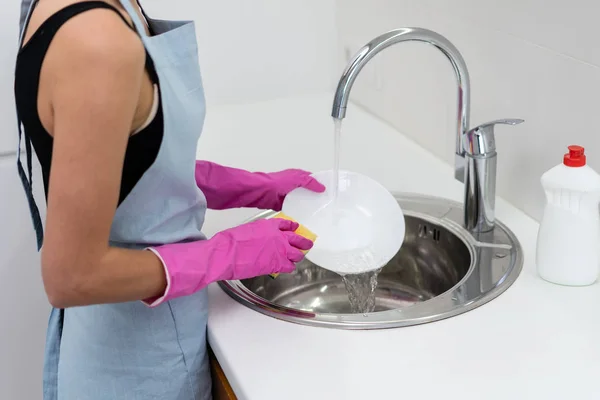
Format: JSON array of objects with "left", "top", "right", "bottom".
[{"left": 463, "top": 118, "right": 524, "bottom": 156}]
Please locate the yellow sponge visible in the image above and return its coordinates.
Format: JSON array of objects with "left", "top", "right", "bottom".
[{"left": 269, "top": 212, "right": 317, "bottom": 278}]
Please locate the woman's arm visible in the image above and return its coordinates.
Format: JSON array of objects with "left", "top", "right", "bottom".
[{"left": 40, "top": 11, "right": 166, "bottom": 308}]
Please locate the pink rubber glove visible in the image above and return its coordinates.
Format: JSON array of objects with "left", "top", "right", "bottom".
[
  {"left": 143, "top": 218, "right": 313, "bottom": 307},
  {"left": 195, "top": 161, "right": 326, "bottom": 211}
]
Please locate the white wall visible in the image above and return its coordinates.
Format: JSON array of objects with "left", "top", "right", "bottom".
[
  {"left": 335, "top": 0, "right": 600, "bottom": 221},
  {"left": 0, "top": 1, "right": 336, "bottom": 399},
  {"left": 0, "top": 3, "right": 49, "bottom": 400},
  {"left": 0, "top": 1, "right": 20, "bottom": 155},
  {"left": 0, "top": 156, "right": 48, "bottom": 400},
  {"left": 143, "top": 0, "right": 337, "bottom": 106}
]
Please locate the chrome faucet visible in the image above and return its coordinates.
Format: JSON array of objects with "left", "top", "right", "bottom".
[{"left": 331, "top": 27, "right": 523, "bottom": 233}]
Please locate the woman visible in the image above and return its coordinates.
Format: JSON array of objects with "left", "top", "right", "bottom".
[{"left": 14, "top": 0, "right": 325, "bottom": 399}]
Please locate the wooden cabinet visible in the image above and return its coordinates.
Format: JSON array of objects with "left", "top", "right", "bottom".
[{"left": 209, "top": 348, "right": 237, "bottom": 400}]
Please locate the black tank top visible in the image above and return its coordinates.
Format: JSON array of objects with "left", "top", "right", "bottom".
[{"left": 14, "top": 1, "right": 164, "bottom": 206}]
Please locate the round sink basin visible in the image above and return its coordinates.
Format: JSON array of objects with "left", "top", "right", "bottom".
[
  {"left": 219, "top": 193, "right": 523, "bottom": 329},
  {"left": 241, "top": 214, "right": 471, "bottom": 313}
]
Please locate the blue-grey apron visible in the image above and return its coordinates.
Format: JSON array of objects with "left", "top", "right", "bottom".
[{"left": 17, "top": 1, "right": 212, "bottom": 399}]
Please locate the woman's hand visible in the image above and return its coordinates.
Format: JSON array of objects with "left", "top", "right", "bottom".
[
  {"left": 195, "top": 161, "right": 325, "bottom": 211},
  {"left": 260, "top": 168, "right": 326, "bottom": 211},
  {"left": 145, "top": 218, "right": 314, "bottom": 307}
]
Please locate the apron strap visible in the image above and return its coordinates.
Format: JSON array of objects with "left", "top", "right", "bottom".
[
  {"left": 17, "top": 0, "right": 44, "bottom": 250},
  {"left": 19, "top": 0, "right": 35, "bottom": 35},
  {"left": 16, "top": 121, "right": 44, "bottom": 251},
  {"left": 118, "top": 0, "right": 151, "bottom": 38},
  {"left": 135, "top": 0, "right": 153, "bottom": 24}
]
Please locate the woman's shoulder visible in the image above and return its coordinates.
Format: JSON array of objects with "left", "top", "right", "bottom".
[
  {"left": 24, "top": 0, "right": 145, "bottom": 73},
  {"left": 22, "top": 0, "right": 136, "bottom": 48}
]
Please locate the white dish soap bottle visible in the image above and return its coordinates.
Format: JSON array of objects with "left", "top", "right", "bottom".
[{"left": 536, "top": 145, "right": 600, "bottom": 286}]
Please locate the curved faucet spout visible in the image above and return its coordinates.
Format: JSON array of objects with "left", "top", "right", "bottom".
[{"left": 331, "top": 27, "right": 471, "bottom": 182}]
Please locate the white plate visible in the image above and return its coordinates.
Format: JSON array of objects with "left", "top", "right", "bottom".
[{"left": 282, "top": 170, "right": 405, "bottom": 275}]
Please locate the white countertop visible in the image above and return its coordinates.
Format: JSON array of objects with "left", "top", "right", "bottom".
[{"left": 197, "top": 94, "right": 600, "bottom": 400}]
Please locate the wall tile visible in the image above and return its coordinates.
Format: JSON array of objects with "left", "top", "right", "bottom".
[
  {"left": 442, "top": 0, "right": 600, "bottom": 67},
  {"left": 335, "top": 0, "right": 600, "bottom": 221}
]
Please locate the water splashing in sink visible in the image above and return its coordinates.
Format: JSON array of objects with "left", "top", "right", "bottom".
[
  {"left": 341, "top": 268, "right": 382, "bottom": 313},
  {"left": 331, "top": 117, "right": 381, "bottom": 313}
]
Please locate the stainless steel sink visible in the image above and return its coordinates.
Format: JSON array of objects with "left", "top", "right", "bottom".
[
  {"left": 217, "top": 28, "right": 524, "bottom": 329},
  {"left": 218, "top": 193, "right": 523, "bottom": 329}
]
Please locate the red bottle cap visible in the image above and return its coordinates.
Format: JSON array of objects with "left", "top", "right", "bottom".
[{"left": 563, "top": 145, "right": 586, "bottom": 167}]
